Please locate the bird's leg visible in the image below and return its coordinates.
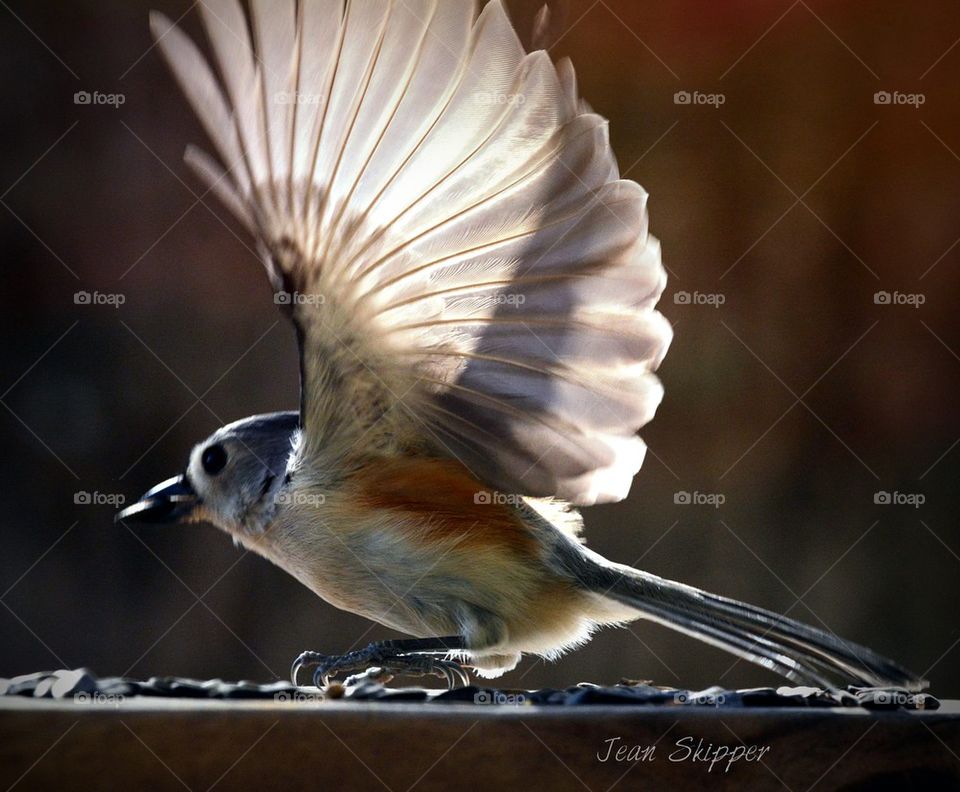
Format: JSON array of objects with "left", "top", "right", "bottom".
[{"left": 291, "top": 636, "right": 470, "bottom": 689}]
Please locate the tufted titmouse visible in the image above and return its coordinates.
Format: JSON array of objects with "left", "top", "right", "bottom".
[{"left": 118, "top": 0, "right": 924, "bottom": 691}]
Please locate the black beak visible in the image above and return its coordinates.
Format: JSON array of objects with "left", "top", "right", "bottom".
[{"left": 115, "top": 474, "right": 198, "bottom": 524}]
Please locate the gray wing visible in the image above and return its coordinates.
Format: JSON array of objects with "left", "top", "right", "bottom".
[{"left": 153, "top": 0, "right": 671, "bottom": 505}]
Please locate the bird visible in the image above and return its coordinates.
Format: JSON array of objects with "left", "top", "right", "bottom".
[{"left": 117, "top": 0, "right": 925, "bottom": 692}]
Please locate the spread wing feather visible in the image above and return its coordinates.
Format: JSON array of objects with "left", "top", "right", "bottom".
[{"left": 152, "top": 0, "right": 672, "bottom": 505}]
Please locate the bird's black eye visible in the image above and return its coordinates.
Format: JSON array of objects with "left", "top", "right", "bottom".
[{"left": 201, "top": 444, "right": 228, "bottom": 476}]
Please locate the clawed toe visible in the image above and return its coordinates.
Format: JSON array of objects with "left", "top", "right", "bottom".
[
  {"left": 433, "top": 658, "right": 471, "bottom": 688},
  {"left": 343, "top": 666, "right": 393, "bottom": 686},
  {"left": 290, "top": 651, "right": 326, "bottom": 687},
  {"left": 290, "top": 643, "right": 471, "bottom": 689}
]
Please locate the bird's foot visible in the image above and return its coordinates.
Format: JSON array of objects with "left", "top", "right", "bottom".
[{"left": 291, "top": 640, "right": 470, "bottom": 690}]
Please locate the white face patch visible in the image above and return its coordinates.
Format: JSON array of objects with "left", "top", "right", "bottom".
[{"left": 181, "top": 414, "right": 300, "bottom": 537}]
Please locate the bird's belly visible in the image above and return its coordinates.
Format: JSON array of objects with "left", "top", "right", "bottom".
[{"left": 254, "top": 460, "right": 629, "bottom": 655}]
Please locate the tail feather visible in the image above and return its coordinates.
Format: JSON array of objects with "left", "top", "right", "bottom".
[{"left": 586, "top": 560, "right": 927, "bottom": 691}]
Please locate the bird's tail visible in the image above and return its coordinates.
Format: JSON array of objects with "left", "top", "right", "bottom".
[{"left": 581, "top": 556, "right": 926, "bottom": 691}]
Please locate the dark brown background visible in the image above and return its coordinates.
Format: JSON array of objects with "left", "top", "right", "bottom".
[{"left": 1, "top": 0, "right": 958, "bottom": 696}]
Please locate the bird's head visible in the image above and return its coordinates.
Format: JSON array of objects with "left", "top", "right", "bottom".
[{"left": 117, "top": 412, "right": 300, "bottom": 535}]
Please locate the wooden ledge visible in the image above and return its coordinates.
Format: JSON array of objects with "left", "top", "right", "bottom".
[{"left": 2, "top": 698, "right": 958, "bottom": 790}]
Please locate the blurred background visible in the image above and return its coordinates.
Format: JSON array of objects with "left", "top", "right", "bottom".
[{"left": 1, "top": 0, "right": 958, "bottom": 695}]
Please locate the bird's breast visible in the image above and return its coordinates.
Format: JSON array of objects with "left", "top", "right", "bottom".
[{"left": 344, "top": 455, "right": 540, "bottom": 557}]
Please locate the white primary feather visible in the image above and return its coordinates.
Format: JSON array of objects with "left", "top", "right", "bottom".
[{"left": 152, "top": 0, "right": 672, "bottom": 505}]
